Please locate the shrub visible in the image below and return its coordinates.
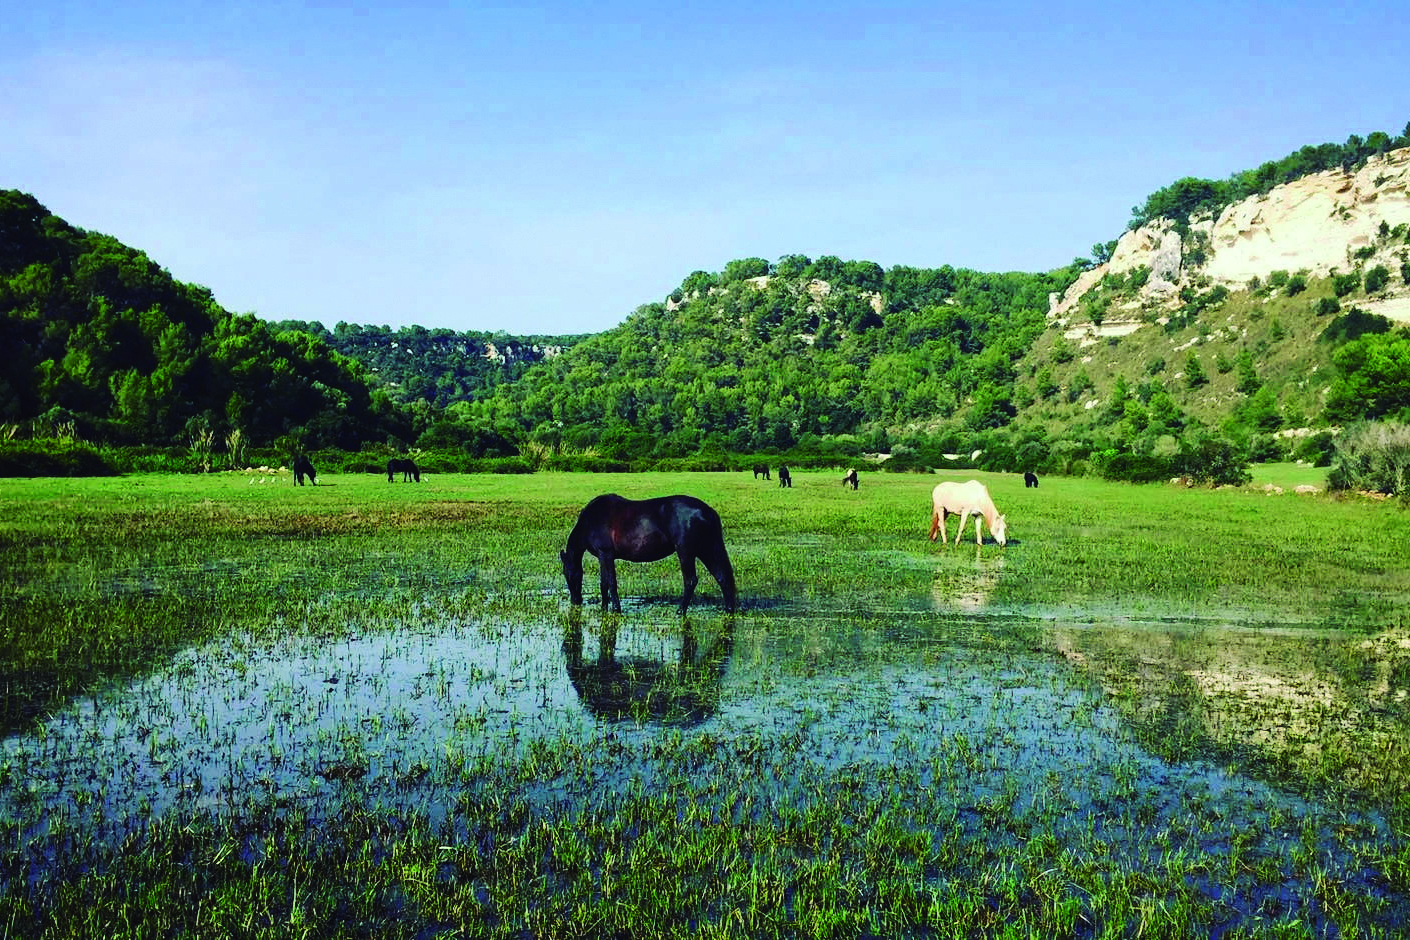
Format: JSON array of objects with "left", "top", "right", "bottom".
[
  {"left": 1293, "top": 430, "right": 1338, "bottom": 467},
  {"left": 0, "top": 441, "right": 120, "bottom": 477},
  {"left": 1319, "top": 308, "right": 1392, "bottom": 344},
  {"left": 1364, "top": 264, "right": 1391, "bottom": 293},
  {"left": 1332, "top": 272, "right": 1361, "bottom": 297},
  {"left": 1327, "top": 422, "right": 1410, "bottom": 495},
  {"left": 1175, "top": 434, "right": 1251, "bottom": 486},
  {"left": 1315, "top": 297, "right": 1341, "bottom": 316},
  {"left": 1094, "top": 451, "right": 1174, "bottom": 483}
]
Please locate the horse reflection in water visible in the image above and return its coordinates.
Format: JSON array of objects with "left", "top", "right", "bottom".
[{"left": 562, "top": 610, "right": 735, "bottom": 725}]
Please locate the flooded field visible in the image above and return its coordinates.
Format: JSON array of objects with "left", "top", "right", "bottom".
[
  {"left": 5, "top": 597, "right": 1408, "bottom": 935},
  {"left": 2, "top": 470, "right": 1408, "bottom": 936}
]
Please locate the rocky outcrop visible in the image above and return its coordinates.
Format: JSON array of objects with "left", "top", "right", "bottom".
[{"left": 1051, "top": 146, "right": 1410, "bottom": 325}]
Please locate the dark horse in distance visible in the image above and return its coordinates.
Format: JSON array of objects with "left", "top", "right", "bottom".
[
  {"left": 778, "top": 465, "right": 792, "bottom": 488},
  {"left": 561, "top": 494, "right": 738, "bottom": 615},
  {"left": 293, "top": 455, "right": 317, "bottom": 486},
  {"left": 752, "top": 464, "right": 770, "bottom": 480},
  {"left": 1024, "top": 471, "right": 1039, "bottom": 488},
  {"left": 388, "top": 458, "right": 421, "bottom": 482}
]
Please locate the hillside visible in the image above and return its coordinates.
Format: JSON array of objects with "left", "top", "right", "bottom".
[
  {"left": 1026, "top": 146, "right": 1410, "bottom": 442},
  {"left": 270, "top": 320, "right": 585, "bottom": 408},
  {"left": 5, "top": 129, "right": 1410, "bottom": 478}
]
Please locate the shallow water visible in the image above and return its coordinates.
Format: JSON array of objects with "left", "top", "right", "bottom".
[{"left": 2, "top": 598, "right": 1406, "bottom": 927}]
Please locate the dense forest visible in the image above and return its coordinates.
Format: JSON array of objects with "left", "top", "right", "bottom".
[{"left": 4, "top": 122, "right": 1410, "bottom": 488}]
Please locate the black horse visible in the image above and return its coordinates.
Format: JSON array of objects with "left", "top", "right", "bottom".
[
  {"left": 1024, "top": 471, "right": 1039, "bottom": 488},
  {"left": 561, "top": 494, "right": 738, "bottom": 615},
  {"left": 293, "top": 455, "right": 317, "bottom": 486},
  {"left": 388, "top": 458, "right": 421, "bottom": 482},
  {"left": 752, "top": 464, "right": 770, "bottom": 480},
  {"left": 778, "top": 465, "right": 792, "bottom": 488},
  {"left": 841, "top": 468, "right": 859, "bottom": 490}
]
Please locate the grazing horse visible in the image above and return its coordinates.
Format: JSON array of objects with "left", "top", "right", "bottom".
[
  {"left": 293, "top": 455, "right": 317, "bottom": 486},
  {"left": 930, "top": 480, "right": 1007, "bottom": 547},
  {"left": 841, "top": 468, "right": 859, "bottom": 490},
  {"left": 561, "top": 494, "right": 738, "bottom": 615},
  {"left": 778, "top": 465, "right": 792, "bottom": 488},
  {"left": 752, "top": 464, "right": 771, "bottom": 480},
  {"left": 388, "top": 457, "right": 421, "bottom": 482},
  {"left": 1024, "top": 471, "right": 1039, "bottom": 488}
]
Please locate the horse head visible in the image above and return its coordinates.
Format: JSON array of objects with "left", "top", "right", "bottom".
[
  {"left": 991, "top": 514, "right": 1008, "bottom": 547},
  {"left": 560, "top": 548, "right": 584, "bottom": 605}
]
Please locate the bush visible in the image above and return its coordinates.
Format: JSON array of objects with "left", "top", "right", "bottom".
[
  {"left": 1327, "top": 422, "right": 1410, "bottom": 495},
  {"left": 1174, "top": 434, "right": 1251, "bottom": 486},
  {"left": 1319, "top": 308, "right": 1392, "bottom": 344},
  {"left": 0, "top": 441, "right": 120, "bottom": 477},
  {"left": 1094, "top": 451, "right": 1174, "bottom": 483},
  {"left": 1292, "top": 430, "right": 1338, "bottom": 467},
  {"left": 1333, "top": 272, "right": 1361, "bottom": 297},
  {"left": 1364, "top": 265, "right": 1391, "bottom": 294}
]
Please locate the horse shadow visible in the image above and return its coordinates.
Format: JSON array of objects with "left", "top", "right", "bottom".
[{"left": 562, "top": 609, "right": 735, "bottom": 725}]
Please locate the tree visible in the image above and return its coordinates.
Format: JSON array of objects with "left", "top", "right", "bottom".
[{"left": 1183, "top": 352, "right": 1208, "bottom": 389}]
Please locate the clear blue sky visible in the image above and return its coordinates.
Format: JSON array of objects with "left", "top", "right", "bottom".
[{"left": 4, "top": 1, "right": 1406, "bottom": 335}]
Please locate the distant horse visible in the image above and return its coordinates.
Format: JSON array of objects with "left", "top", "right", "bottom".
[
  {"left": 388, "top": 458, "right": 421, "bottom": 482},
  {"left": 752, "top": 464, "right": 771, "bottom": 481},
  {"left": 778, "top": 465, "right": 792, "bottom": 488},
  {"left": 930, "top": 480, "right": 1007, "bottom": 546},
  {"left": 1024, "top": 471, "right": 1039, "bottom": 488},
  {"left": 561, "top": 494, "right": 738, "bottom": 615},
  {"left": 841, "top": 468, "right": 859, "bottom": 490},
  {"left": 293, "top": 455, "right": 317, "bottom": 486}
]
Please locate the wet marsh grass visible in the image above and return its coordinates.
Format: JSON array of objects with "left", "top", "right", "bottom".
[{"left": 1, "top": 469, "right": 1409, "bottom": 937}]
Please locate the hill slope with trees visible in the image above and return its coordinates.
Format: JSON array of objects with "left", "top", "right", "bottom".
[{"left": 4, "top": 123, "right": 1410, "bottom": 489}]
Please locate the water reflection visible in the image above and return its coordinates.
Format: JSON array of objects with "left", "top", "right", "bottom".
[
  {"left": 930, "top": 545, "right": 1006, "bottom": 612},
  {"left": 562, "top": 609, "right": 735, "bottom": 725}
]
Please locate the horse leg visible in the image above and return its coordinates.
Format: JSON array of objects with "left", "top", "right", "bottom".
[
  {"left": 973, "top": 513, "right": 983, "bottom": 545},
  {"left": 701, "top": 546, "right": 738, "bottom": 613},
  {"left": 958, "top": 510, "right": 972, "bottom": 544},
  {"left": 929, "top": 509, "right": 940, "bottom": 542},
  {"left": 677, "top": 553, "right": 700, "bottom": 615},
  {"left": 599, "top": 557, "right": 620, "bottom": 612}
]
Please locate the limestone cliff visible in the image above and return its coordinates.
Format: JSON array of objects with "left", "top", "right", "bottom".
[{"left": 1051, "top": 146, "right": 1410, "bottom": 333}]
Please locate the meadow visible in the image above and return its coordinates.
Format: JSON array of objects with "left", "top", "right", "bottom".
[{"left": 1, "top": 467, "right": 1407, "bottom": 938}]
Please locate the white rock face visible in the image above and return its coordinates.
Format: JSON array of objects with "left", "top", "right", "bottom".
[{"left": 1052, "top": 146, "right": 1410, "bottom": 324}]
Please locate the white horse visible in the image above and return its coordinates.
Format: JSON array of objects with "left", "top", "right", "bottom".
[{"left": 930, "top": 480, "right": 1007, "bottom": 547}]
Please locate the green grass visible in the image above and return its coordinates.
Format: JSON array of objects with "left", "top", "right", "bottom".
[{"left": 1, "top": 468, "right": 1408, "bottom": 937}]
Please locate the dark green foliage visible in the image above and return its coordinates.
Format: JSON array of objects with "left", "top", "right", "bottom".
[
  {"left": 1183, "top": 352, "right": 1208, "bottom": 389},
  {"left": 1128, "top": 125, "right": 1410, "bottom": 229},
  {"left": 1292, "top": 430, "right": 1338, "bottom": 467},
  {"left": 466, "top": 258, "right": 1072, "bottom": 454},
  {"left": 1175, "top": 434, "right": 1252, "bottom": 487},
  {"left": 1316, "top": 297, "right": 1342, "bottom": 316},
  {"left": 1094, "top": 451, "right": 1173, "bottom": 483},
  {"left": 1319, "top": 308, "right": 1392, "bottom": 345},
  {"left": 1364, "top": 264, "right": 1391, "bottom": 293},
  {"left": 0, "top": 191, "right": 383, "bottom": 449},
  {"left": 0, "top": 440, "right": 119, "bottom": 477},
  {"left": 1333, "top": 272, "right": 1361, "bottom": 297},
  {"left": 1324, "top": 329, "right": 1410, "bottom": 423},
  {"left": 287, "top": 322, "right": 583, "bottom": 410}
]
